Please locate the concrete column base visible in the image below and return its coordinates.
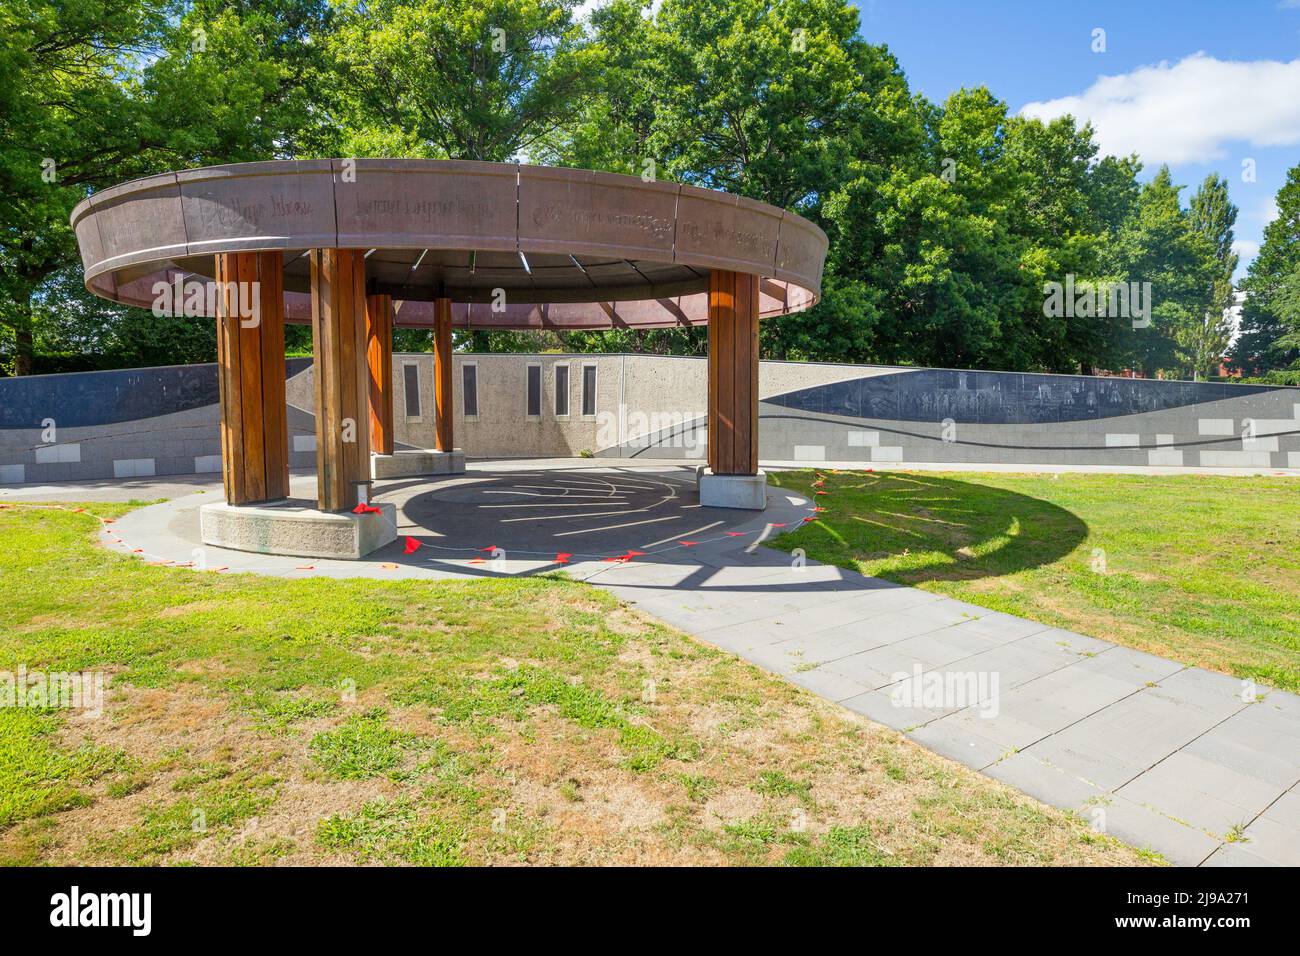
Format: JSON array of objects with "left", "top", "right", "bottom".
[
  {"left": 370, "top": 448, "right": 465, "bottom": 479},
  {"left": 698, "top": 468, "right": 767, "bottom": 510},
  {"left": 199, "top": 501, "right": 397, "bottom": 560}
]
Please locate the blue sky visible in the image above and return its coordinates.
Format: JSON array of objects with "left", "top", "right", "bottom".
[{"left": 853, "top": 0, "right": 1300, "bottom": 280}]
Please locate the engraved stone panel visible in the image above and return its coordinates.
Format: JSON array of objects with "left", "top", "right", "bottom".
[
  {"left": 178, "top": 160, "right": 337, "bottom": 254},
  {"left": 674, "top": 185, "right": 781, "bottom": 277},
  {"left": 518, "top": 165, "right": 679, "bottom": 261},
  {"left": 774, "top": 212, "right": 828, "bottom": 295},
  {"left": 334, "top": 159, "right": 517, "bottom": 251},
  {"left": 84, "top": 173, "right": 188, "bottom": 275}
]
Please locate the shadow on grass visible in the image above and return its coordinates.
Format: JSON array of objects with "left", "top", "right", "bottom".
[{"left": 767, "top": 470, "right": 1089, "bottom": 587}]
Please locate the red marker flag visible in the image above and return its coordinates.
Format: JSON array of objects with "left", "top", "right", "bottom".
[
  {"left": 352, "top": 503, "right": 382, "bottom": 515},
  {"left": 555, "top": 552, "right": 573, "bottom": 564},
  {"left": 403, "top": 536, "right": 422, "bottom": 555},
  {"left": 603, "top": 549, "right": 646, "bottom": 563}
]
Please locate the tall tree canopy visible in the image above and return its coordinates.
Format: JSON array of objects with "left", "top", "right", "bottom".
[
  {"left": 1, "top": 0, "right": 1277, "bottom": 381},
  {"left": 323, "top": 0, "right": 599, "bottom": 161},
  {"left": 0, "top": 0, "right": 316, "bottom": 373},
  {"left": 1232, "top": 162, "right": 1300, "bottom": 376}
]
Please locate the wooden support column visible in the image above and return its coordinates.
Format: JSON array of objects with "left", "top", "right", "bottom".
[
  {"left": 310, "top": 248, "right": 372, "bottom": 511},
  {"left": 434, "top": 296, "right": 454, "bottom": 452},
  {"left": 365, "top": 293, "right": 394, "bottom": 456},
  {"left": 706, "top": 269, "right": 760, "bottom": 475},
  {"left": 215, "top": 250, "right": 289, "bottom": 505}
]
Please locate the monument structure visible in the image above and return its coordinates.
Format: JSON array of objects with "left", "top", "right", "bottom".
[{"left": 71, "top": 159, "right": 827, "bottom": 557}]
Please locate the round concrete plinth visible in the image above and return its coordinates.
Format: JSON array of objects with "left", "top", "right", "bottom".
[{"left": 199, "top": 501, "right": 398, "bottom": 560}]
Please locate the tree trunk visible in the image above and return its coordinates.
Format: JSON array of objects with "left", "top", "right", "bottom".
[{"left": 14, "top": 325, "right": 34, "bottom": 376}]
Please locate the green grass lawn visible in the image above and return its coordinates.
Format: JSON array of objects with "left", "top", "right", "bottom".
[
  {"left": 768, "top": 470, "right": 1300, "bottom": 692},
  {"left": 0, "top": 501, "right": 1148, "bottom": 867}
]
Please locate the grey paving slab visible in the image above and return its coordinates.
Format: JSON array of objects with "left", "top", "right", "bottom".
[
  {"left": 1013, "top": 690, "right": 1244, "bottom": 792},
  {"left": 907, "top": 715, "right": 1017, "bottom": 769},
  {"left": 1115, "top": 750, "right": 1282, "bottom": 838},
  {"left": 1242, "top": 813, "right": 1300, "bottom": 865},
  {"left": 782, "top": 664, "right": 880, "bottom": 703},
  {"left": 921, "top": 628, "right": 1105, "bottom": 691},
  {"left": 679, "top": 617, "right": 803, "bottom": 654},
  {"left": 1259, "top": 784, "right": 1300, "bottom": 826},
  {"left": 1098, "top": 794, "right": 1224, "bottom": 866},
  {"left": 757, "top": 625, "right": 898, "bottom": 667},
  {"left": 791, "top": 587, "right": 946, "bottom": 630},
  {"left": 1200, "top": 842, "right": 1285, "bottom": 867},
  {"left": 943, "top": 611, "right": 1053, "bottom": 643},
  {"left": 983, "top": 748, "right": 1109, "bottom": 811},
  {"left": 841, "top": 685, "right": 960, "bottom": 730}
]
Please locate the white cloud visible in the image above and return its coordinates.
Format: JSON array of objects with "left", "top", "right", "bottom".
[
  {"left": 1020, "top": 53, "right": 1300, "bottom": 165},
  {"left": 1231, "top": 238, "right": 1260, "bottom": 260}
]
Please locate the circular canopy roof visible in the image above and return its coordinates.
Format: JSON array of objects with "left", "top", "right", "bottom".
[{"left": 71, "top": 159, "right": 828, "bottom": 330}]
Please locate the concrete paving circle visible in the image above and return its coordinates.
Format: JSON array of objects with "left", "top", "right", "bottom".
[
  {"left": 398, "top": 466, "right": 761, "bottom": 558},
  {"left": 101, "top": 461, "right": 814, "bottom": 581}
]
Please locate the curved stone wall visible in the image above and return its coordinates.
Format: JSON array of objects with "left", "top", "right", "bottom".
[{"left": 3, "top": 358, "right": 1297, "bottom": 484}]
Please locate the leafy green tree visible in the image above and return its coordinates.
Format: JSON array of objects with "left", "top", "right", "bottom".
[
  {"left": 1232, "top": 162, "right": 1300, "bottom": 374},
  {"left": 322, "top": 0, "right": 599, "bottom": 161},
  {"left": 0, "top": 0, "right": 168, "bottom": 374},
  {"left": 1107, "top": 167, "right": 1217, "bottom": 377},
  {"left": 0, "top": 0, "right": 310, "bottom": 374},
  {"left": 541, "top": 0, "right": 658, "bottom": 176},
  {"left": 1186, "top": 174, "right": 1238, "bottom": 379}
]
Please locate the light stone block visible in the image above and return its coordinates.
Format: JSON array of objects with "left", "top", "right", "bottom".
[
  {"left": 698, "top": 468, "right": 767, "bottom": 510},
  {"left": 113, "top": 458, "right": 156, "bottom": 478},
  {"left": 1198, "top": 419, "right": 1235, "bottom": 436},
  {"left": 370, "top": 448, "right": 465, "bottom": 479},
  {"left": 200, "top": 501, "right": 397, "bottom": 559},
  {"left": 35, "top": 442, "right": 81, "bottom": 464}
]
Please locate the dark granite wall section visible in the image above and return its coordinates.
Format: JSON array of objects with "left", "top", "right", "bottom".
[
  {"left": 0, "top": 359, "right": 311, "bottom": 430},
  {"left": 765, "top": 368, "right": 1285, "bottom": 425}
]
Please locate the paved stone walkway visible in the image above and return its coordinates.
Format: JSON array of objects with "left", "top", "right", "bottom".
[
  {"left": 594, "top": 546, "right": 1300, "bottom": 866},
  {"left": 15, "top": 460, "right": 1300, "bottom": 865}
]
